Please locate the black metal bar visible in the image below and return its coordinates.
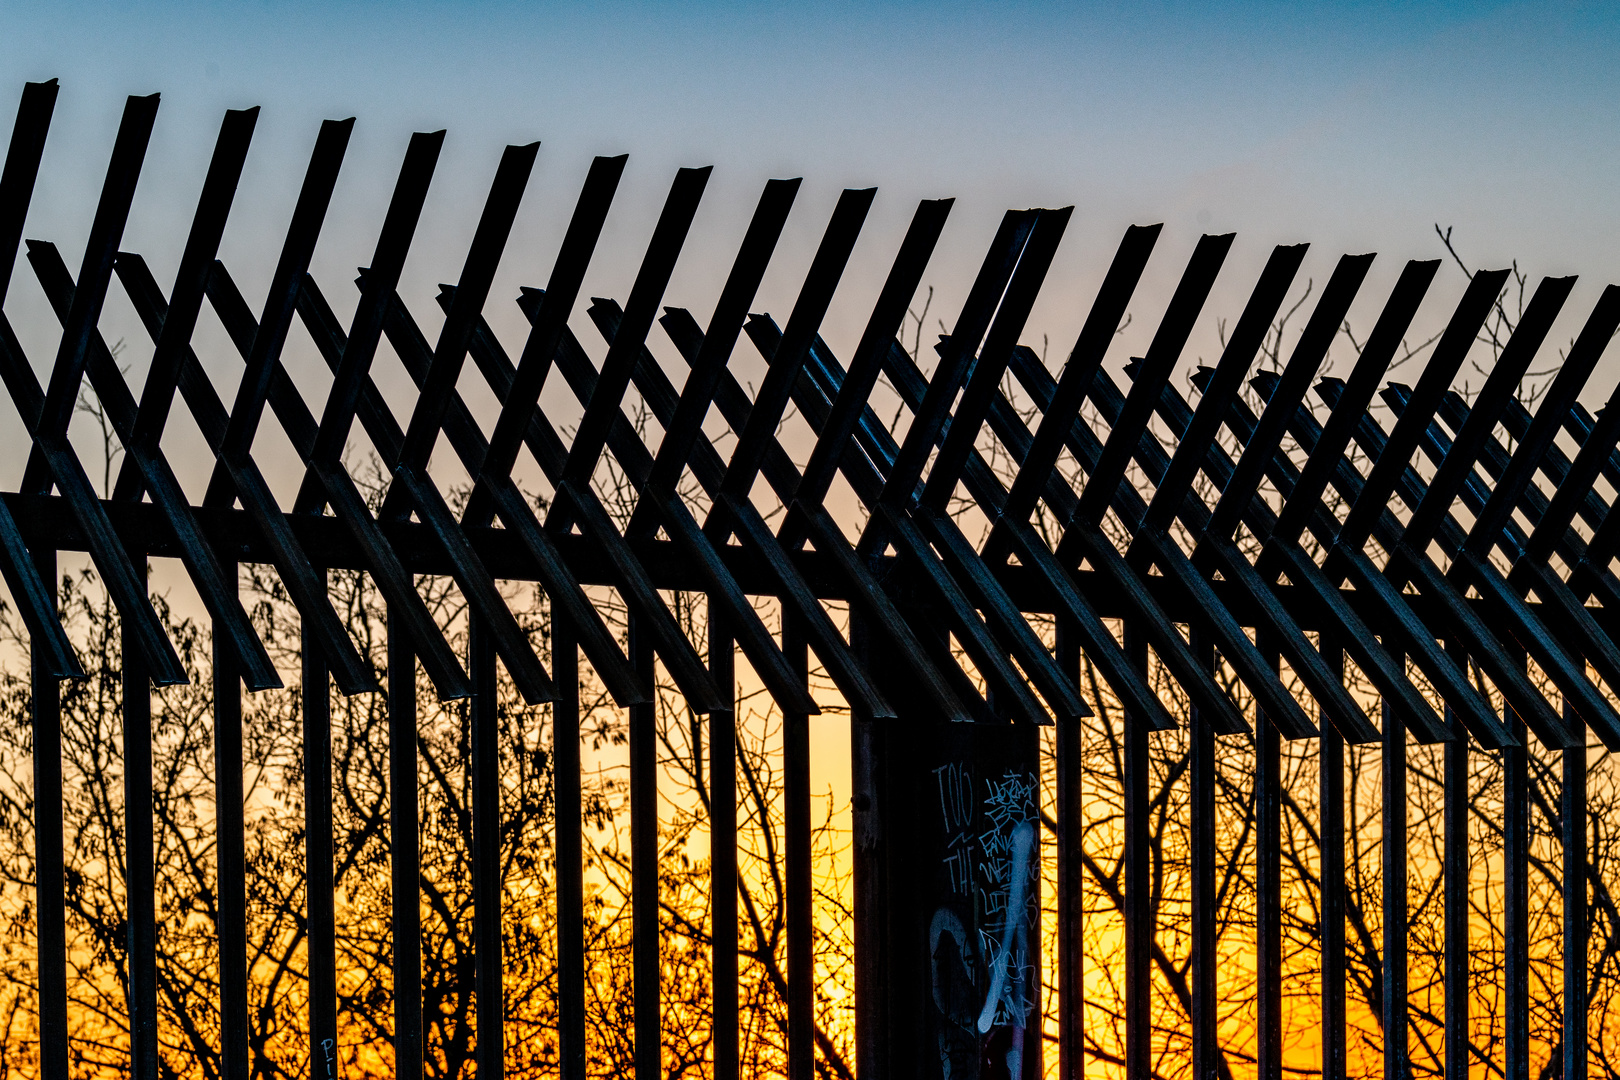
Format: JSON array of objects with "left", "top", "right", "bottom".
[
  {"left": 111, "top": 252, "right": 375, "bottom": 695},
  {"left": 864, "top": 209, "right": 1036, "bottom": 523},
  {"left": 1138, "top": 244, "right": 1306, "bottom": 532},
  {"left": 1076, "top": 361, "right": 1322, "bottom": 740},
  {"left": 0, "top": 81, "right": 81, "bottom": 679},
  {"left": 553, "top": 616, "right": 586, "bottom": 1080},
  {"left": 115, "top": 106, "right": 259, "bottom": 496},
  {"left": 582, "top": 193, "right": 898, "bottom": 717},
  {"left": 1382, "top": 650, "right": 1407, "bottom": 1080},
  {"left": 217, "top": 254, "right": 460, "bottom": 697},
  {"left": 1204, "top": 252, "right": 1367, "bottom": 537},
  {"left": 1123, "top": 624, "right": 1150, "bottom": 1080},
  {"left": 757, "top": 300, "right": 1139, "bottom": 728},
  {"left": 1063, "top": 233, "right": 1233, "bottom": 536},
  {"left": 547, "top": 168, "right": 710, "bottom": 528},
  {"left": 357, "top": 142, "right": 559, "bottom": 706},
  {"left": 520, "top": 303, "right": 819, "bottom": 718},
  {"left": 0, "top": 80, "right": 58, "bottom": 306},
  {"left": 1432, "top": 288, "right": 1620, "bottom": 743},
  {"left": 1222, "top": 372, "right": 1513, "bottom": 749},
  {"left": 35, "top": 93, "right": 160, "bottom": 445},
  {"left": 926, "top": 309, "right": 1243, "bottom": 736},
  {"left": 915, "top": 206, "right": 1073, "bottom": 515},
  {"left": 989, "top": 223, "right": 1161, "bottom": 557},
  {"left": 1308, "top": 375, "right": 1582, "bottom": 749},
  {"left": 1256, "top": 642, "right": 1281, "bottom": 1080},
  {"left": 1399, "top": 277, "right": 1568, "bottom": 557},
  {"left": 438, "top": 296, "right": 702, "bottom": 708},
  {"left": 326, "top": 273, "right": 563, "bottom": 704},
  {"left": 463, "top": 153, "right": 628, "bottom": 528},
  {"left": 1105, "top": 252, "right": 1389, "bottom": 745},
  {"left": 1188, "top": 626, "right": 1218, "bottom": 1080},
  {"left": 369, "top": 284, "right": 651, "bottom": 707},
  {"left": 782, "top": 197, "right": 954, "bottom": 547},
  {"left": 202, "top": 257, "right": 469, "bottom": 697},
  {"left": 27, "top": 239, "right": 282, "bottom": 690},
  {"left": 1503, "top": 664, "right": 1528, "bottom": 1080},
  {"left": 31, "top": 546, "right": 68, "bottom": 1080},
  {"left": 525, "top": 298, "right": 855, "bottom": 719},
  {"left": 850, "top": 602, "right": 889, "bottom": 1080},
  {"left": 1138, "top": 361, "right": 1414, "bottom": 746},
  {"left": 652, "top": 304, "right": 976, "bottom": 722},
  {"left": 296, "top": 128, "right": 445, "bottom": 508},
  {"left": 215, "top": 557, "right": 249, "bottom": 1080},
  {"left": 784, "top": 611, "right": 813, "bottom": 1080},
  {"left": 1442, "top": 643, "right": 1468, "bottom": 1080},
  {"left": 5, "top": 93, "right": 183, "bottom": 683},
  {"left": 1327, "top": 268, "right": 1519, "bottom": 560},
  {"left": 207, "top": 259, "right": 457, "bottom": 694},
  {"left": 1382, "top": 380, "right": 1620, "bottom": 743},
  {"left": 624, "top": 177, "right": 800, "bottom": 535},
  {"left": 630, "top": 614, "right": 661, "bottom": 1078},
  {"left": 304, "top": 568, "right": 338, "bottom": 1080},
  {"left": 734, "top": 308, "right": 1065, "bottom": 723},
  {"left": 1055, "top": 619, "right": 1084, "bottom": 1080},
  {"left": 387, "top": 141, "right": 540, "bottom": 485},
  {"left": 710, "top": 607, "right": 738, "bottom": 1080},
  {"left": 471, "top": 617, "right": 503, "bottom": 1079},
  {"left": 1563, "top": 707, "right": 1588, "bottom": 1080},
  {"left": 709, "top": 185, "right": 878, "bottom": 537},
  {"left": 205, "top": 116, "right": 353, "bottom": 506},
  {"left": 1321, "top": 639, "right": 1347, "bottom": 1080},
  {"left": 125, "top": 560, "right": 159, "bottom": 1080},
  {"left": 1259, "top": 259, "right": 1437, "bottom": 557},
  {"left": 0, "top": 473, "right": 77, "bottom": 676},
  {"left": 389, "top": 607, "right": 423, "bottom": 1080}
]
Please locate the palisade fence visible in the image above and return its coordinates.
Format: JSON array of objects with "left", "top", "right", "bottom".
[{"left": 1, "top": 77, "right": 1618, "bottom": 1080}]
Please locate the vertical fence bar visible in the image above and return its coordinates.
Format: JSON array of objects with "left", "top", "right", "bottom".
[
  {"left": 1321, "top": 640, "right": 1346, "bottom": 1080},
  {"left": 1123, "top": 624, "right": 1150, "bottom": 1080},
  {"left": 850, "top": 606, "right": 887, "bottom": 1080},
  {"left": 32, "top": 547, "right": 68, "bottom": 1080},
  {"left": 1503, "top": 648, "right": 1528, "bottom": 1080},
  {"left": 553, "top": 616, "right": 586, "bottom": 1080},
  {"left": 1383, "top": 650, "right": 1407, "bottom": 1080},
  {"left": 304, "top": 569, "right": 337, "bottom": 1080},
  {"left": 1562, "top": 707, "right": 1587, "bottom": 1080},
  {"left": 388, "top": 606, "right": 423, "bottom": 1080},
  {"left": 125, "top": 559, "right": 159, "bottom": 1080},
  {"left": 215, "top": 558, "right": 249, "bottom": 1080},
  {"left": 710, "top": 606, "right": 738, "bottom": 1080},
  {"left": 1189, "top": 630, "right": 1217, "bottom": 1080},
  {"left": 1055, "top": 619, "right": 1084, "bottom": 1080},
  {"left": 629, "top": 614, "right": 660, "bottom": 1079},
  {"left": 784, "top": 611, "right": 813, "bottom": 1080},
  {"left": 1442, "top": 642, "right": 1468, "bottom": 1080},
  {"left": 470, "top": 618, "right": 503, "bottom": 1079},
  {"left": 1257, "top": 641, "right": 1282, "bottom": 1080}
]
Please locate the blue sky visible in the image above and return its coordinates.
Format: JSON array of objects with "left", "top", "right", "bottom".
[{"left": 4, "top": 0, "right": 1620, "bottom": 499}]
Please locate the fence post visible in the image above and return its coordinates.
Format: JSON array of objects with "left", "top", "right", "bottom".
[
  {"left": 304, "top": 569, "right": 338, "bottom": 1079},
  {"left": 32, "top": 546, "right": 68, "bottom": 1080},
  {"left": 471, "top": 617, "right": 503, "bottom": 1078},
  {"left": 388, "top": 605, "right": 422, "bottom": 1080}
]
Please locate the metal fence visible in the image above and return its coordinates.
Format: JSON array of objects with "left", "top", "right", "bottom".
[{"left": 2, "top": 78, "right": 1616, "bottom": 1080}]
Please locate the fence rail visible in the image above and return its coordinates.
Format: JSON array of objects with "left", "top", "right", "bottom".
[{"left": 2, "top": 79, "right": 1616, "bottom": 1079}]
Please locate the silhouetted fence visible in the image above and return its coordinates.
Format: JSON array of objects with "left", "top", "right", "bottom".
[{"left": 2, "top": 79, "right": 1616, "bottom": 1079}]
